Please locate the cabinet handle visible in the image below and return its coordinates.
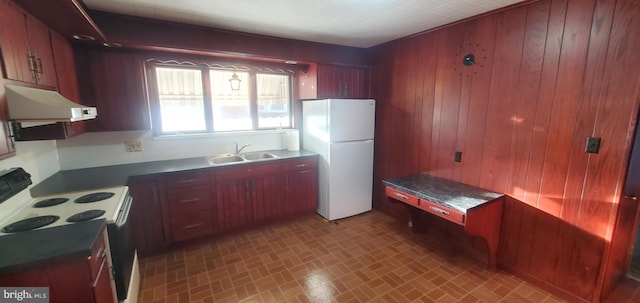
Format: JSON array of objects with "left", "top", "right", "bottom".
[
  {"left": 429, "top": 205, "right": 450, "bottom": 216},
  {"left": 92, "top": 259, "right": 107, "bottom": 287},
  {"left": 27, "top": 51, "right": 37, "bottom": 82},
  {"left": 35, "top": 58, "right": 43, "bottom": 74},
  {"left": 624, "top": 195, "right": 638, "bottom": 201},
  {"left": 394, "top": 192, "right": 409, "bottom": 200},
  {"left": 179, "top": 198, "right": 200, "bottom": 204},
  {"left": 95, "top": 247, "right": 104, "bottom": 260},
  {"left": 343, "top": 81, "right": 348, "bottom": 96},
  {"left": 182, "top": 223, "right": 202, "bottom": 229},
  {"left": 295, "top": 164, "right": 306, "bottom": 168}
]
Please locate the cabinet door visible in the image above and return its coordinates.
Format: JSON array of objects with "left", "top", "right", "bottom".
[
  {"left": 25, "top": 15, "right": 57, "bottom": 87},
  {"left": 342, "top": 66, "right": 369, "bottom": 98},
  {"left": 0, "top": 0, "right": 31, "bottom": 82},
  {"left": 92, "top": 257, "right": 117, "bottom": 303},
  {"left": 253, "top": 174, "right": 284, "bottom": 222},
  {"left": 129, "top": 178, "right": 166, "bottom": 257},
  {"left": 317, "top": 64, "right": 370, "bottom": 99},
  {"left": 80, "top": 49, "right": 150, "bottom": 131},
  {"left": 284, "top": 168, "right": 318, "bottom": 215},
  {"left": 316, "top": 64, "right": 343, "bottom": 99},
  {"left": 283, "top": 158, "right": 319, "bottom": 215},
  {"left": 216, "top": 178, "right": 253, "bottom": 231},
  {"left": 51, "top": 32, "right": 86, "bottom": 136}
]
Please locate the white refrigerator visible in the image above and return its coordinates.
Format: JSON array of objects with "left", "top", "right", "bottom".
[{"left": 302, "top": 98, "right": 375, "bottom": 221}]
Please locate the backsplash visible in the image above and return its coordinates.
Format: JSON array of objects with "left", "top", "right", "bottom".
[
  {"left": 56, "top": 130, "right": 288, "bottom": 170},
  {"left": 0, "top": 140, "right": 60, "bottom": 223}
]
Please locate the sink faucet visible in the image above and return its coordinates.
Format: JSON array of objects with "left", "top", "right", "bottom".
[{"left": 234, "top": 142, "right": 251, "bottom": 154}]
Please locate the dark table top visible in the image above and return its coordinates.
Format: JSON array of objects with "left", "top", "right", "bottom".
[
  {"left": 383, "top": 173, "right": 504, "bottom": 213},
  {"left": 31, "top": 149, "right": 317, "bottom": 197},
  {"left": 0, "top": 219, "right": 106, "bottom": 274}
]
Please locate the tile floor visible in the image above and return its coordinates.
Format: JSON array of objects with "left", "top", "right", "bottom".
[{"left": 138, "top": 210, "right": 640, "bottom": 303}]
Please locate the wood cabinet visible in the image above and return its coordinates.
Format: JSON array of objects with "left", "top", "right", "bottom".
[
  {"left": 75, "top": 48, "right": 150, "bottom": 132},
  {"left": 0, "top": 229, "right": 117, "bottom": 303},
  {"left": 129, "top": 177, "right": 166, "bottom": 257},
  {"left": 0, "top": 0, "right": 30, "bottom": 82},
  {"left": 282, "top": 157, "right": 318, "bottom": 215},
  {"left": 0, "top": 0, "right": 57, "bottom": 87},
  {"left": 130, "top": 156, "right": 319, "bottom": 253},
  {"left": 317, "top": 64, "right": 369, "bottom": 99},
  {"left": 162, "top": 170, "right": 215, "bottom": 242},
  {"left": 215, "top": 162, "right": 283, "bottom": 230},
  {"left": 24, "top": 14, "right": 56, "bottom": 87}
]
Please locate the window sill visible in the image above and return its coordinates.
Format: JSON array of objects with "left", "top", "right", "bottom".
[{"left": 152, "top": 129, "right": 289, "bottom": 141}]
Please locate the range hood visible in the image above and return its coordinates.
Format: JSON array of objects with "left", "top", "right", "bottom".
[{"left": 5, "top": 85, "right": 97, "bottom": 122}]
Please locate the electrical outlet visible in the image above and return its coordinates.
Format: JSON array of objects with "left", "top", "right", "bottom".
[
  {"left": 125, "top": 140, "right": 143, "bottom": 152},
  {"left": 454, "top": 151, "right": 462, "bottom": 162},
  {"left": 585, "top": 137, "right": 601, "bottom": 154}
]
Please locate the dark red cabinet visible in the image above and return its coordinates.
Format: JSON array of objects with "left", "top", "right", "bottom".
[{"left": 317, "top": 64, "right": 370, "bottom": 99}]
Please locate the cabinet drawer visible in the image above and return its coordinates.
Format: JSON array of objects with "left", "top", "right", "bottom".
[
  {"left": 283, "top": 157, "right": 318, "bottom": 172},
  {"left": 418, "top": 200, "right": 465, "bottom": 225},
  {"left": 167, "top": 186, "right": 211, "bottom": 216},
  {"left": 385, "top": 187, "right": 419, "bottom": 207},
  {"left": 88, "top": 231, "right": 107, "bottom": 281},
  {"left": 219, "top": 162, "right": 282, "bottom": 180},
  {"left": 170, "top": 211, "right": 213, "bottom": 241},
  {"left": 165, "top": 171, "right": 210, "bottom": 189}
]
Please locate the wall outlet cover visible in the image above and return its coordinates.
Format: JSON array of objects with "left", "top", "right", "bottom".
[
  {"left": 585, "top": 137, "right": 601, "bottom": 154},
  {"left": 125, "top": 140, "right": 143, "bottom": 152},
  {"left": 455, "top": 151, "right": 462, "bottom": 162}
]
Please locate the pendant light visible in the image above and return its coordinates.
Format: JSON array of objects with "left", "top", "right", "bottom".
[{"left": 229, "top": 72, "right": 241, "bottom": 91}]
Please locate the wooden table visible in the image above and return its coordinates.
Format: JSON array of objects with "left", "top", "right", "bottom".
[{"left": 383, "top": 173, "right": 504, "bottom": 269}]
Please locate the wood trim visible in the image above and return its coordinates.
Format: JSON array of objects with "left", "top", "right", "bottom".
[
  {"left": 88, "top": 11, "right": 369, "bottom": 67},
  {"left": 12, "top": 0, "right": 107, "bottom": 41}
]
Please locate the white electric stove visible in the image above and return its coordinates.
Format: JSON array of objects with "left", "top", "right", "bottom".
[{"left": 0, "top": 186, "right": 128, "bottom": 235}]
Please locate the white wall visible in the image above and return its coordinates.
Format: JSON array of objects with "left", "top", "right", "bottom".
[
  {"left": 0, "top": 140, "right": 60, "bottom": 222},
  {"left": 56, "top": 130, "right": 288, "bottom": 170}
]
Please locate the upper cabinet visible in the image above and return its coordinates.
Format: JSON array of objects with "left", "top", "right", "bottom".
[
  {"left": 317, "top": 64, "right": 370, "bottom": 99},
  {"left": 24, "top": 15, "right": 56, "bottom": 87},
  {"left": 75, "top": 48, "right": 150, "bottom": 132},
  {"left": 0, "top": 0, "right": 57, "bottom": 87}
]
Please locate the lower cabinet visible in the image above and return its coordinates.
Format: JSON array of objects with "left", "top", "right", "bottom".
[
  {"left": 282, "top": 157, "right": 319, "bottom": 215},
  {"left": 161, "top": 170, "right": 215, "bottom": 243},
  {"left": 129, "top": 177, "right": 166, "bottom": 257},
  {"left": 131, "top": 155, "right": 319, "bottom": 253},
  {"left": 215, "top": 162, "right": 283, "bottom": 231},
  {"left": 0, "top": 230, "right": 116, "bottom": 303}
]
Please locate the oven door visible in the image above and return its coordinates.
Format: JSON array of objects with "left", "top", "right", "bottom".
[{"left": 107, "top": 193, "right": 135, "bottom": 301}]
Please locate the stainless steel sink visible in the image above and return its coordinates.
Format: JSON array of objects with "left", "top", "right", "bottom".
[
  {"left": 242, "top": 152, "right": 278, "bottom": 161},
  {"left": 207, "top": 155, "right": 245, "bottom": 165}
]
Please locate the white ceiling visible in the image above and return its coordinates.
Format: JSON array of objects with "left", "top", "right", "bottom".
[{"left": 83, "top": 0, "right": 526, "bottom": 48}]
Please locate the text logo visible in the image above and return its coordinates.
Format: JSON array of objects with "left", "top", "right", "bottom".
[{"left": 0, "top": 288, "right": 48, "bottom": 303}]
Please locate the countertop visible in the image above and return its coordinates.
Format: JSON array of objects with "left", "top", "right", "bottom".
[
  {"left": 0, "top": 219, "right": 106, "bottom": 274},
  {"left": 383, "top": 173, "right": 503, "bottom": 213},
  {"left": 31, "top": 149, "right": 317, "bottom": 197}
]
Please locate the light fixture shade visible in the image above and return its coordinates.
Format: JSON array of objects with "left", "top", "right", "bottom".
[{"left": 229, "top": 72, "right": 241, "bottom": 91}]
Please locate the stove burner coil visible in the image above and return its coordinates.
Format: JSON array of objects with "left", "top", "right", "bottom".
[
  {"left": 33, "top": 198, "right": 69, "bottom": 208},
  {"left": 1, "top": 215, "right": 60, "bottom": 233},
  {"left": 75, "top": 192, "right": 115, "bottom": 203},
  {"left": 66, "top": 210, "right": 106, "bottom": 222}
]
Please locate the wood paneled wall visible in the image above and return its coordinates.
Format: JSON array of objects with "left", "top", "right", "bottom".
[{"left": 369, "top": 0, "right": 640, "bottom": 301}]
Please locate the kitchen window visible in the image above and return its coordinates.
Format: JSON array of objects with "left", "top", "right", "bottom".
[{"left": 147, "top": 61, "right": 293, "bottom": 136}]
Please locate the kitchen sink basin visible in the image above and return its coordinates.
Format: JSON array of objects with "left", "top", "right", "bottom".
[
  {"left": 207, "top": 155, "right": 245, "bottom": 165},
  {"left": 242, "top": 152, "right": 278, "bottom": 161}
]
